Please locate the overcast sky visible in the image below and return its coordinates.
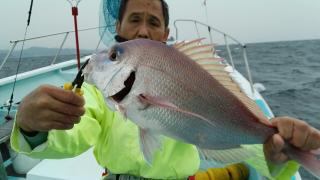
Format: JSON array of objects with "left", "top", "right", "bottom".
[{"left": 0, "top": 0, "right": 319, "bottom": 49}]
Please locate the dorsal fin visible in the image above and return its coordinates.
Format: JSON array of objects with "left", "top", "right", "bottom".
[
  {"left": 196, "top": 57, "right": 223, "bottom": 65},
  {"left": 182, "top": 44, "right": 215, "bottom": 56},
  {"left": 173, "top": 39, "right": 270, "bottom": 125},
  {"left": 173, "top": 40, "right": 185, "bottom": 49},
  {"left": 188, "top": 50, "right": 215, "bottom": 60},
  {"left": 175, "top": 38, "right": 205, "bottom": 52},
  {"left": 202, "top": 64, "right": 226, "bottom": 71}
]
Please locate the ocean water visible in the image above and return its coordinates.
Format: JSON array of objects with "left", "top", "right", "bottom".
[
  {"left": 1, "top": 39, "right": 320, "bottom": 179},
  {"left": 0, "top": 54, "right": 90, "bottom": 78}
]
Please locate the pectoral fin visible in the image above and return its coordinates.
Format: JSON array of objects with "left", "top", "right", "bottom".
[
  {"left": 139, "top": 128, "right": 163, "bottom": 165},
  {"left": 138, "top": 94, "right": 215, "bottom": 127}
]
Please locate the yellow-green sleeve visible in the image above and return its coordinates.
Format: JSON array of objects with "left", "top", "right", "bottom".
[
  {"left": 10, "top": 83, "right": 107, "bottom": 159},
  {"left": 20, "top": 131, "right": 48, "bottom": 149},
  {"left": 244, "top": 144, "right": 300, "bottom": 180}
]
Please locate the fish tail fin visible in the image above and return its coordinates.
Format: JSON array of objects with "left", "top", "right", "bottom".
[{"left": 287, "top": 146, "right": 320, "bottom": 179}]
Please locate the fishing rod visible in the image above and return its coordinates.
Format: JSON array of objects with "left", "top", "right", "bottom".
[{"left": 5, "top": 0, "right": 34, "bottom": 121}]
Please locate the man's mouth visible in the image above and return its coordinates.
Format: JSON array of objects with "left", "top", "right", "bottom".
[{"left": 110, "top": 71, "right": 136, "bottom": 103}]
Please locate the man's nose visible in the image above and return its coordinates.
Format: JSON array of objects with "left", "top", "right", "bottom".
[{"left": 137, "top": 24, "right": 149, "bottom": 39}]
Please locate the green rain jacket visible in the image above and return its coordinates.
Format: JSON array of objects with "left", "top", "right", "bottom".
[{"left": 11, "top": 83, "right": 299, "bottom": 179}]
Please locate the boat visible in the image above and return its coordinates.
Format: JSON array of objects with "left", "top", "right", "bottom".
[{"left": 0, "top": 1, "right": 303, "bottom": 180}]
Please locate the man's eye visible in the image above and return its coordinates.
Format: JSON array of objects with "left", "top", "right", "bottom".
[
  {"left": 130, "top": 17, "right": 140, "bottom": 23},
  {"left": 151, "top": 22, "right": 159, "bottom": 27},
  {"left": 149, "top": 20, "right": 160, "bottom": 27}
]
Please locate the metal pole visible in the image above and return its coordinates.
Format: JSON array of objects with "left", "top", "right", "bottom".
[
  {"left": 0, "top": 42, "right": 17, "bottom": 71},
  {"left": 195, "top": 22, "right": 200, "bottom": 39},
  {"left": 208, "top": 26, "right": 213, "bottom": 45},
  {"left": 51, "top": 32, "right": 69, "bottom": 65},
  {"left": 72, "top": 7, "right": 81, "bottom": 70},
  {"left": 224, "top": 34, "right": 235, "bottom": 70},
  {"left": 174, "top": 21, "right": 179, "bottom": 41},
  {"left": 242, "top": 45, "right": 254, "bottom": 94}
]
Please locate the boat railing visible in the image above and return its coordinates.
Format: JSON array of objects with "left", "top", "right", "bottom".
[
  {"left": 173, "top": 19, "right": 254, "bottom": 93},
  {"left": 0, "top": 25, "right": 114, "bottom": 73}
]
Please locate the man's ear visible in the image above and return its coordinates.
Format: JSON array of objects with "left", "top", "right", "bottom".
[
  {"left": 116, "top": 21, "right": 121, "bottom": 34},
  {"left": 163, "top": 28, "right": 170, "bottom": 42}
]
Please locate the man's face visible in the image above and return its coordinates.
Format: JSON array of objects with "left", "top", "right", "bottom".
[{"left": 116, "top": 0, "right": 169, "bottom": 42}]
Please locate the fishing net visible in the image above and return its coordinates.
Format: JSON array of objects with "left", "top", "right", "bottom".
[{"left": 99, "top": 0, "right": 121, "bottom": 47}]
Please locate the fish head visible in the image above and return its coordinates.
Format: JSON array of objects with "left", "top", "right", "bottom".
[{"left": 83, "top": 40, "right": 150, "bottom": 111}]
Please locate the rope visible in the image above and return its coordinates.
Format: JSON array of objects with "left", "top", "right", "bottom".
[{"left": 6, "top": 0, "right": 34, "bottom": 119}]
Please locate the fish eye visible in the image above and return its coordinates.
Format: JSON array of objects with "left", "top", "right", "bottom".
[
  {"left": 110, "top": 51, "right": 117, "bottom": 61},
  {"left": 109, "top": 46, "right": 124, "bottom": 62}
]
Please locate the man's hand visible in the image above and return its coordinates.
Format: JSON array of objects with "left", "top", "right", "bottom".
[
  {"left": 263, "top": 117, "right": 320, "bottom": 164},
  {"left": 16, "top": 85, "right": 85, "bottom": 133}
]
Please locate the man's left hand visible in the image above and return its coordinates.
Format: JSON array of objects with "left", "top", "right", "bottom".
[{"left": 263, "top": 116, "right": 320, "bottom": 164}]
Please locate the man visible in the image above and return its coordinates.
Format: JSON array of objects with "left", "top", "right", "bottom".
[{"left": 11, "top": 0, "right": 320, "bottom": 179}]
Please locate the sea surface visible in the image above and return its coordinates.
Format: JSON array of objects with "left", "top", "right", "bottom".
[{"left": 1, "top": 39, "right": 320, "bottom": 179}]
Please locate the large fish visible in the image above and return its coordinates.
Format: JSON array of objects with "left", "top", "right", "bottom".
[{"left": 84, "top": 38, "right": 320, "bottom": 178}]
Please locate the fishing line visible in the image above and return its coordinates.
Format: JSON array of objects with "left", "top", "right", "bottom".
[
  {"left": 203, "top": 0, "right": 209, "bottom": 25},
  {"left": 6, "top": 0, "right": 34, "bottom": 120}
]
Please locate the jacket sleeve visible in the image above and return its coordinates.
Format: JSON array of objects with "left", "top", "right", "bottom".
[
  {"left": 244, "top": 144, "right": 300, "bottom": 180},
  {"left": 20, "top": 131, "right": 48, "bottom": 149},
  {"left": 10, "top": 83, "right": 109, "bottom": 159}
]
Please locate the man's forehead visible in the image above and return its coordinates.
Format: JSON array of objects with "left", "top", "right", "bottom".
[{"left": 125, "top": 0, "right": 164, "bottom": 20}]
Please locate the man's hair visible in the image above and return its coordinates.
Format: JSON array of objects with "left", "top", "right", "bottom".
[{"left": 118, "top": 0, "right": 169, "bottom": 28}]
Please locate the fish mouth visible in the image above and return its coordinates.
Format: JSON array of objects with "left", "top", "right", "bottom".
[{"left": 110, "top": 71, "right": 136, "bottom": 103}]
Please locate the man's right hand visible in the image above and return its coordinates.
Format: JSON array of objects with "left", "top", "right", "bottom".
[{"left": 16, "top": 85, "right": 85, "bottom": 133}]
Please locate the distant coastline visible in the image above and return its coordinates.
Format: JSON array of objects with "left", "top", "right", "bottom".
[{"left": 0, "top": 47, "right": 94, "bottom": 61}]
